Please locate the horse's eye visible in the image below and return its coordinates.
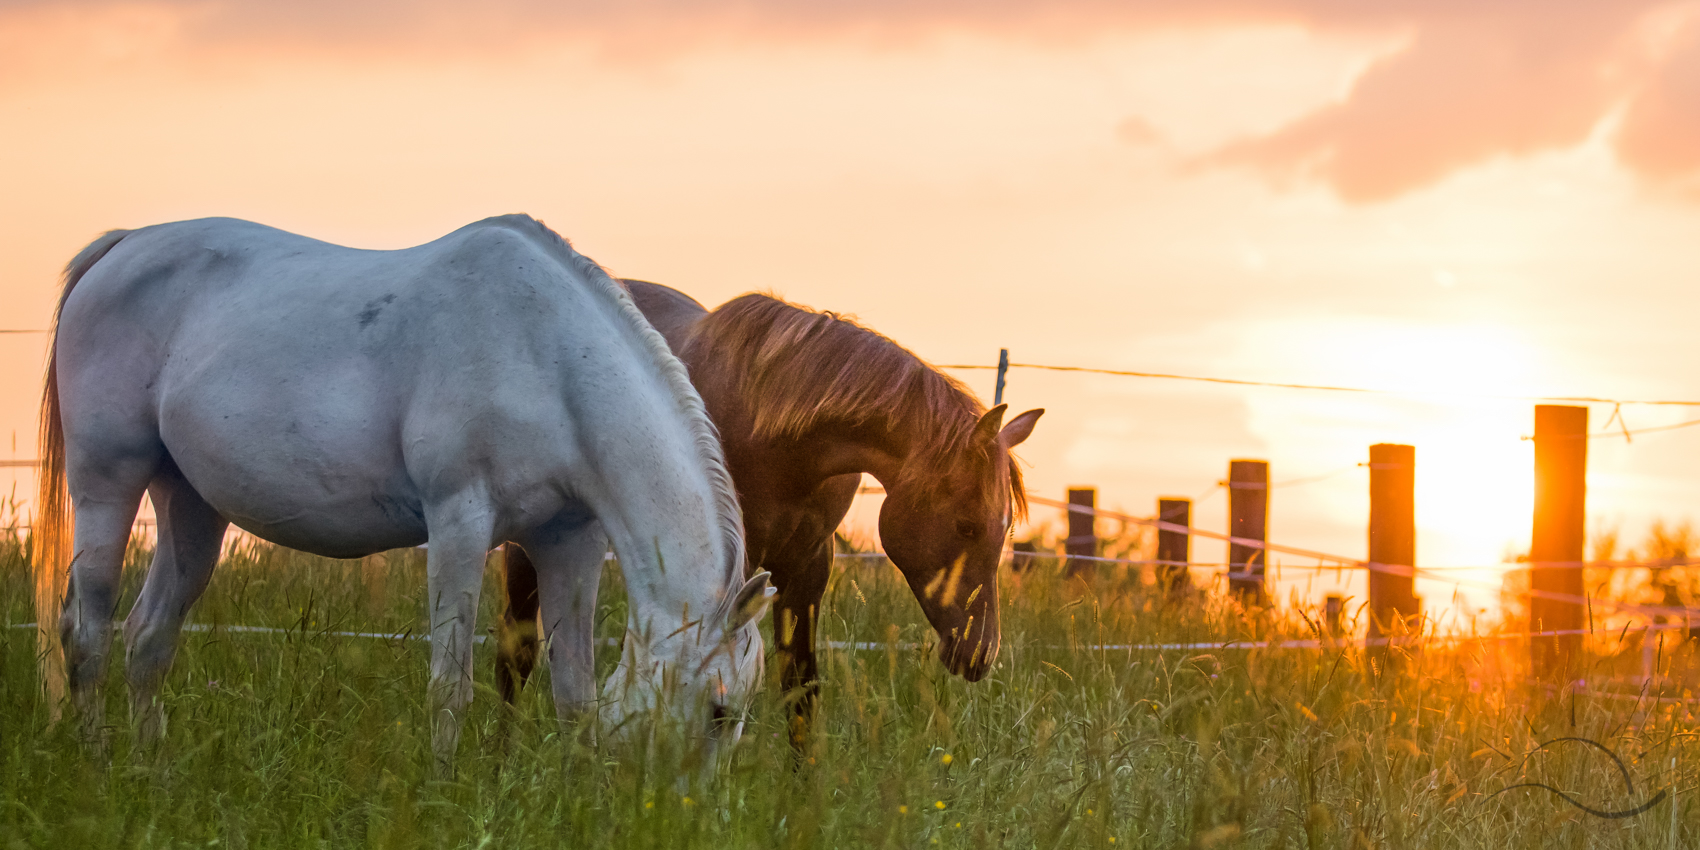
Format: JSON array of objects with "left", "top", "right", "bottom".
[{"left": 955, "top": 519, "right": 979, "bottom": 540}]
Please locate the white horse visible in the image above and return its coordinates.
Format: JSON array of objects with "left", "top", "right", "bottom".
[{"left": 33, "top": 215, "right": 774, "bottom": 769}]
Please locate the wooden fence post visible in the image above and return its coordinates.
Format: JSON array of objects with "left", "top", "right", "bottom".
[
  {"left": 1156, "top": 497, "right": 1191, "bottom": 595},
  {"left": 1066, "top": 487, "right": 1097, "bottom": 578},
  {"left": 1324, "top": 594, "right": 1345, "bottom": 637},
  {"left": 1228, "top": 460, "right": 1269, "bottom": 604},
  {"left": 1368, "top": 444, "right": 1418, "bottom": 642},
  {"left": 1531, "top": 405, "right": 1588, "bottom": 680},
  {"left": 1010, "top": 540, "right": 1039, "bottom": 573}
]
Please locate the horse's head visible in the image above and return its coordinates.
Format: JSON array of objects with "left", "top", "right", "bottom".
[
  {"left": 879, "top": 404, "right": 1042, "bottom": 682},
  {"left": 599, "top": 571, "right": 775, "bottom": 748}
]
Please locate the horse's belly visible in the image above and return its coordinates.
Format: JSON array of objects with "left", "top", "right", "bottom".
[
  {"left": 159, "top": 382, "right": 428, "bottom": 559},
  {"left": 220, "top": 491, "right": 428, "bottom": 559},
  {"left": 187, "top": 463, "right": 428, "bottom": 558}
]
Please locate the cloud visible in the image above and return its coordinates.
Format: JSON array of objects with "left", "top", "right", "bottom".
[
  {"left": 1207, "top": 3, "right": 1684, "bottom": 200},
  {"left": 0, "top": 0, "right": 1200, "bottom": 55},
  {"left": 1115, "top": 115, "right": 1165, "bottom": 148},
  {"left": 1617, "top": 16, "right": 1700, "bottom": 188},
  {"left": 4, "top": 1, "right": 1700, "bottom": 198}
]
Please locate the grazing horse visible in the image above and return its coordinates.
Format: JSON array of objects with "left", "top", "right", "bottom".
[
  {"left": 498, "top": 282, "right": 1041, "bottom": 743},
  {"left": 33, "top": 217, "right": 773, "bottom": 771}
]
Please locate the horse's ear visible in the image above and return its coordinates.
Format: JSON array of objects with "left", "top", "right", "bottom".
[
  {"left": 727, "top": 571, "right": 777, "bottom": 632},
  {"left": 999, "top": 408, "right": 1044, "bottom": 448},
  {"left": 973, "top": 404, "right": 1008, "bottom": 445}
]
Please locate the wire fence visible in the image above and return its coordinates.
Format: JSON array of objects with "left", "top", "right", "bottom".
[
  {"left": 4, "top": 480, "right": 1695, "bottom": 622},
  {"left": 4, "top": 358, "right": 1699, "bottom": 672},
  {"left": 939, "top": 361, "right": 1700, "bottom": 409},
  {"left": 3, "top": 511, "right": 1694, "bottom": 694},
  {"left": 939, "top": 361, "right": 1700, "bottom": 442},
  {"left": 1023, "top": 495, "right": 1700, "bottom": 623},
  {"left": 6, "top": 612, "right": 1695, "bottom": 705}
]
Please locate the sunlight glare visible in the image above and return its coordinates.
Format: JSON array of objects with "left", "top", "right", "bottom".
[{"left": 1237, "top": 319, "right": 1540, "bottom": 612}]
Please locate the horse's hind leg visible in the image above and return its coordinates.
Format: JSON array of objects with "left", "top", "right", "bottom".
[
  {"left": 60, "top": 457, "right": 156, "bottom": 746},
  {"left": 123, "top": 462, "right": 228, "bottom": 743}
]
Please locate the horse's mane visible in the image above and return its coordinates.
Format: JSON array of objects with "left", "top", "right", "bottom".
[
  {"left": 486, "top": 215, "right": 747, "bottom": 592},
  {"left": 683, "top": 293, "right": 1026, "bottom": 519}
]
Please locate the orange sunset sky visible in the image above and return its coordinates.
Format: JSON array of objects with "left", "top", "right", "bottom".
[{"left": 5, "top": 1, "right": 1700, "bottom": 622}]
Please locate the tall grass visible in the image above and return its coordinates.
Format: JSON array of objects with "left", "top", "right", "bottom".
[{"left": 1, "top": 533, "right": 1694, "bottom": 848}]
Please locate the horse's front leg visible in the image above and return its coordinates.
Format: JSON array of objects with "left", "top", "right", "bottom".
[
  {"left": 771, "top": 551, "right": 831, "bottom": 752},
  {"left": 513, "top": 519, "right": 606, "bottom": 731},
  {"left": 766, "top": 475, "right": 859, "bottom": 754},
  {"left": 423, "top": 496, "right": 497, "bottom": 777}
]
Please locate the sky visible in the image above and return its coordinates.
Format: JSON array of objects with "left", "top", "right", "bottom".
[{"left": 5, "top": 0, "right": 1700, "bottom": 622}]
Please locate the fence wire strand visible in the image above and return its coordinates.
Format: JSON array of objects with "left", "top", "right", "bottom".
[{"left": 939, "top": 361, "right": 1700, "bottom": 407}]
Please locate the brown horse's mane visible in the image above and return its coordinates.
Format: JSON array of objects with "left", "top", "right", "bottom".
[{"left": 682, "top": 293, "right": 1026, "bottom": 519}]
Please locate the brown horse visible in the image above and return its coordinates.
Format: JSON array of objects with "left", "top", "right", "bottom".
[{"left": 496, "top": 282, "right": 1041, "bottom": 741}]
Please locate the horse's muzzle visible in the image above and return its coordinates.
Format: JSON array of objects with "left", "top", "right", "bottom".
[{"left": 938, "top": 632, "right": 999, "bottom": 682}]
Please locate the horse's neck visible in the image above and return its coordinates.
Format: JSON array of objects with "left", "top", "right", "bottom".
[
  {"left": 732, "top": 413, "right": 914, "bottom": 497},
  {"left": 676, "top": 314, "right": 934, "bottom": 495}
]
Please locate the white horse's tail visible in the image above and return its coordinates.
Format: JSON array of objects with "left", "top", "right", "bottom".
[{"left": 35, "top": 229, "right": 130, "bottom": 716}]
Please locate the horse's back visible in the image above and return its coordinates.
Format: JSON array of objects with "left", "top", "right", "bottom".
[
  {"left": 54, "top": 216, "right": 645, "bottom": 556},
  {"left": 61, "top": 216, "right": 596, "bottom": 421},
  {"left": 623, "top": 279, "right": 708, "bottom": 350}
]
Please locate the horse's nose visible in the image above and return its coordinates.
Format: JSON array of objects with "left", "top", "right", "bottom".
[{"left": 939, "top": 633, "right": 998, "bottom": 682}]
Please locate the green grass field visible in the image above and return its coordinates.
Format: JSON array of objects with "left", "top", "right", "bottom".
[{"left": 1, "top": 533, "right": 1695, "bottom": 849}]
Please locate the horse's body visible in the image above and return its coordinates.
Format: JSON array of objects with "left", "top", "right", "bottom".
[
  {"left": 498, "top": 281, "right": 1041, "bottom": 742},
  {"left": 35, "top": 217, "right": 772, "bottom": 769}
]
